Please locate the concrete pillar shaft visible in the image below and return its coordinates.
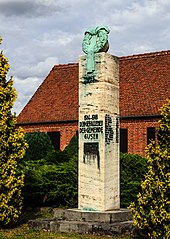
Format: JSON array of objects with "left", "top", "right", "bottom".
[{"left": 78, "top": 53, "right": 119, "bottom": 211}]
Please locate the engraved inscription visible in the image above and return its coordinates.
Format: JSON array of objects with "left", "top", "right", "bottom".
[
  {"left": 83, "top": 142, "right": 100, "bottom": 169},
  {"left": 105, "top": 114, "right": 114, "bottom": 144},
  {"left": 116, "top": 117, "right": 119, "bottom": 143},
  {"left": 80, "top": 114, "right": 103, "bottom": 140}
]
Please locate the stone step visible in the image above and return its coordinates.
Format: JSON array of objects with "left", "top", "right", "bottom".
[
  {"left": 28, "top": 218, "right": 133, "bottom": 236},
  {"left": 53, "top": 208, "right": 132, "bottom": 223}
]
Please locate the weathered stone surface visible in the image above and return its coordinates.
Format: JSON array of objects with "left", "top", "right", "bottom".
[
  {"left": 53, "top": 208, "right": 132, "bottom": 223},
  {"left": 29, "top": 208, "right": 133, "bottom": 236},
  {"left": 28, "top": 218, "right": 133, "bottom": 236},
  {"left": 79, "top": 52, "right": 119, "bottom": 211},
  {"left": 28, "top": 217, "right": 53, "bottom": 231}
]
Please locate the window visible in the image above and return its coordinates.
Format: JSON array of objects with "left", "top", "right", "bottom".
[
  {"left": 47, "top": 131, "right": 60, "bottom": 150},
  {"left": 76, "top": 130, "right": 78, "bottom": 137},
  {"left": 120, "top": 128, "right": 128, "bottom": 153},
  {"left": 147, "top": 127, "right": 156, "bottom": 145}
]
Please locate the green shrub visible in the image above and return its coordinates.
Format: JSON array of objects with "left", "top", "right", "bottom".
[
  {"left": 21, "top": 132, "right": 148, "bottom": 210},
  {"left": 42, "top": 135, "right": 78, "bottom": 165},
  {"left": 22, "top": 156, "right": 78, "bottom": 208},
  {"left": 22, "top": 135, "right": 78, "bottom": 208},
  {"left": 23, "top": 131, "right": 54, "bottom": 162},
  {"left": 130, "top": 100, "right": 170, "bottom": 239},
  {"left": 120, "top": 153, "right": 147, "bottom": 208},
  {"left": 64, "top": 135, "right": 78, "bottom": 157}
]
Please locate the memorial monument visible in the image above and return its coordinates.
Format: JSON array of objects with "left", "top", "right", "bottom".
[
  {"left": 29, "top": 26, "right": 133, "bottom": 236},
  {"left": 79, "top": 26, "right": 120, "bottom": 211}
]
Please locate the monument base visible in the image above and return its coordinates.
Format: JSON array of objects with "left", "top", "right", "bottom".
[{"left": 28, "top": 208, "right": 134, "bottom": 237}]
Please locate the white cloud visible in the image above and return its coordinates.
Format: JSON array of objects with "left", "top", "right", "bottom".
[
  {"left": 161, "top": 27, "right": 170, "bottom": 40},
  {"left": 0, "top": 0, "right": 169, "bottom": 115},
  {"left": 13, "top": 76, "right": 43, "bottom": 115},
  {"left": 14, "top": 56, "right": 59, "bottom": 79}
]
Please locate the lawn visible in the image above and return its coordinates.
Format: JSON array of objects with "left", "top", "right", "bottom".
[{"left": 0, "top": 211, "right": 130, "bottom": 239}]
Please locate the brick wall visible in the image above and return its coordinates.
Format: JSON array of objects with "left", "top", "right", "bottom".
[
  {"left": 19, "top": 117, "right": 160, "bottom": 156},
  {"left": 120, "top": 118, "right": 159, "bottom": 156},
  {"left": 20, "top": 122, "right": 78, "bottom": 151}
]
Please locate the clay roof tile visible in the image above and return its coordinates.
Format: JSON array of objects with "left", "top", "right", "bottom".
[{"left": 17, "top": 50, "right": 170, "bottom": 123}]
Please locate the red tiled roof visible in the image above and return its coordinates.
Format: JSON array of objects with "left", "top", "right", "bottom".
[
  {"left": 119, "top": 50, "right": 170, "bottom": 117},
  {"left": 17, "top": 63, "right": 79, "bottom": 123},
  {"left": 17, "top": 50, "right": 170, "bottom": 123}
]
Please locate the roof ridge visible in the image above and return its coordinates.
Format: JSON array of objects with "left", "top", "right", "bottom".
[
  {"left": 51, "top": 51, "right": 170, "bottom": 67},
  {"left": 119, "top": 50, "right": 170, "bottom": 61},
  {"left": 53, "top": 63, "right": 78, "bottom": 69}
]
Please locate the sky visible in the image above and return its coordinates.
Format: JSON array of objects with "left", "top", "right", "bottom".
[{"left": 0, "top": 0, "right": 169, "bottom": 115}]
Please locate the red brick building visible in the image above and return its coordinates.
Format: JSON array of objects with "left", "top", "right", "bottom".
[{"left": 17, "top": 50, "right": 170, "bottom": 156}]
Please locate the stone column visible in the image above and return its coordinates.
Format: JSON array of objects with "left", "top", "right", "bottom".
[{"left": 78, "top": 52, "right": 119, "bottom": 211}]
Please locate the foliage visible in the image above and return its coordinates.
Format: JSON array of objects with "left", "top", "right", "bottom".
[
  {"left": 23, "top": 156, "right": 78, "bottom": 208},
  {"left": 120, "top": 153, "right": 147, "bottom": 208},
  {"left": 0, "top": 38, "right": 28, "bottom": 226},
  {"left": 21, "top": 135, "right": 78, "bottom": 208},
  {"left": 44, "top": 135, "right": 78, "bottom": 164},
  {"left": 22, "top": 131, "right": 54, "bottom": 162},
  {"left": 64, "top": 135, "right": 78, "bottom": 157},
  {"left": 22, "top": 132, "right": 148, "bottom": 209},
  {"left": 130, "top": 99, "right": 170, "bottom": 239}
]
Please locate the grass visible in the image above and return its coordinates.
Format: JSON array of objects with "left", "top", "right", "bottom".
[{"left": 0, "top": 211, "right": 130, "bottom": 239}]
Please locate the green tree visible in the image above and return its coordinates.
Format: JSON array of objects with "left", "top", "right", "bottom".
[
  {"left": 22, "top": 135, "right": 78, "bottom": 208},
  {"left": 120, "top": 153, "right": 147, "bottom": 208},
  {"left": 22, "top": 131, "right": 54, "bottom": 162},
  {"left": 130, "top": 100, "right": 170, "bottom": 239},
  {"left": 0, "top": 38, "right": 28, "bottom": 226}
]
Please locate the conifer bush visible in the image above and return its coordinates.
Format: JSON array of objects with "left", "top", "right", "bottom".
[
  {"left": 130, "top": 100, "right": 170, "bottom": 239},
  {"left": 0, "top": 38, "right": 28, "bottom": 226},
  {"left": 22, "top": 132, "right": 148, "bottom": 209},
  {"left": 22, "top": 131, "right": 54, "bottom": 162},
  {"left": 21, "top": 135, "right": 78, "bottom": 208},
  {"left": 120, "top": 153, "right": 147, "bottom": 208}
]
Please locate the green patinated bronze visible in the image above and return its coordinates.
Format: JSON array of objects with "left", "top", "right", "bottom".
[{"left": 82, "top": 26, "right": 110, "bottom": 83}]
